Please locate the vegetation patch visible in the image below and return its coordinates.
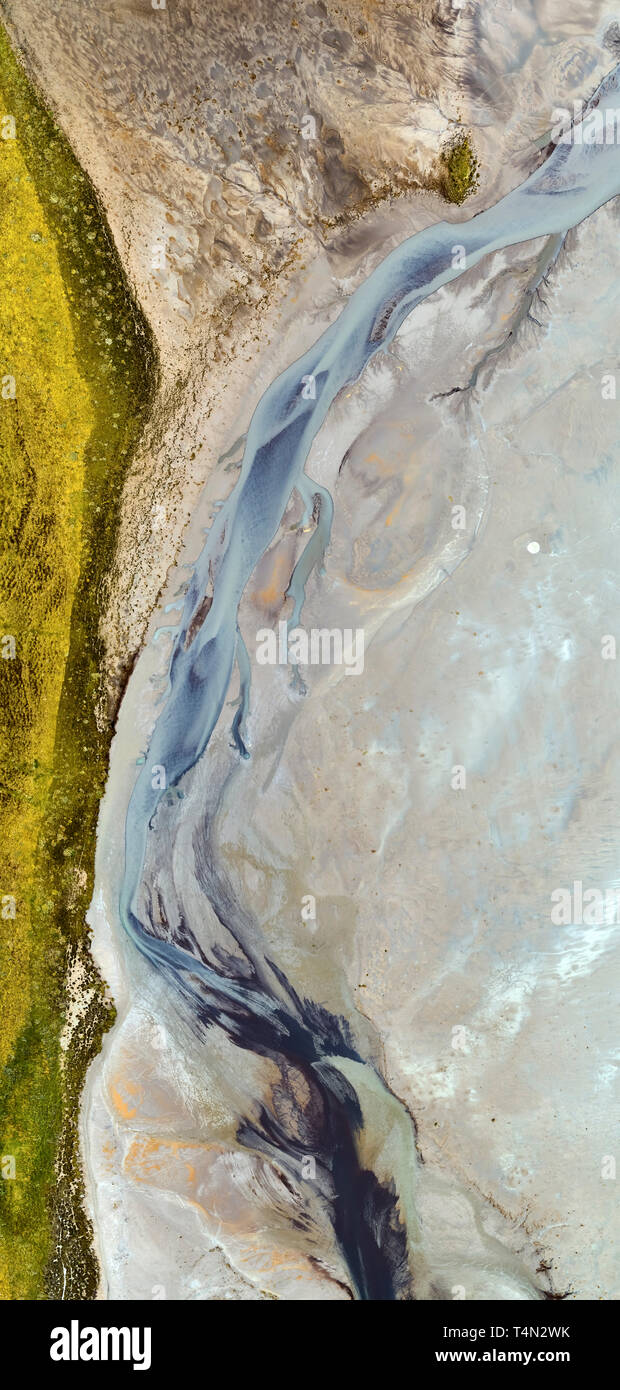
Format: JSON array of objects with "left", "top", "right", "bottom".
[
  {"left": 0, "top": 23, "right": 156, "bottom": 1297},
  {"left": 439, "top": 129, "right": 481, "bottom": 205}
]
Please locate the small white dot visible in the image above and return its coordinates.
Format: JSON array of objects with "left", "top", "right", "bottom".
[{"left": 526, "top": 541, "right": 540, "bottom": 554}]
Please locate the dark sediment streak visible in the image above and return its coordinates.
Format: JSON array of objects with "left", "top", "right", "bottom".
[{"left": 118, "top": 64, "right": 620, "bottom": 1299}]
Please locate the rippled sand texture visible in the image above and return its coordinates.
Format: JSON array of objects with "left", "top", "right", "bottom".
[{"left": 5, "top": 1, "right": 620, "bottom": 1298}]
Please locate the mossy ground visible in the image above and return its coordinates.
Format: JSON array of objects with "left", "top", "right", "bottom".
[
  {"left": 439, "top": 130, "right": 480, "bottom": 205},
  {"left": 0, "top": 24, "right": 156, "bottom": 1297}
]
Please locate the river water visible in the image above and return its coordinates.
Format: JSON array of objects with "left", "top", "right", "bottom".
[{"left": 89, "top": 64, "right": 620, "bottom": 1300}]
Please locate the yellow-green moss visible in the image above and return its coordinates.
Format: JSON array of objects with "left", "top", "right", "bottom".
[
  {"left": 0, "top": 24, "right": 156, "bottom": 1297},
  {"left": 439, "top": 129, "right": 480, "bottom": 205}
]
